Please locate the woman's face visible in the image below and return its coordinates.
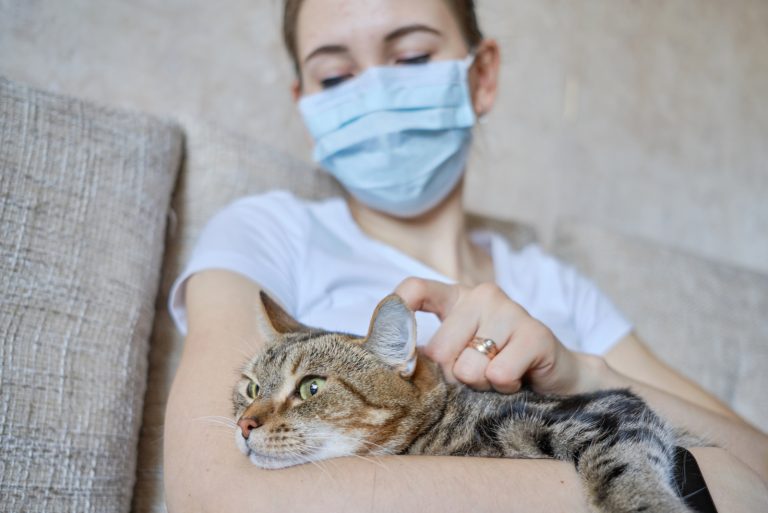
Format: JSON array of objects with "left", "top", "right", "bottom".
[{"left": 294, "top": 0, "right": 472, "bottom": 95}]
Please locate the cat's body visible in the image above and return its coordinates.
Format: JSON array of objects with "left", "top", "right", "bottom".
[
  {"left": 404, "top": 378, "right": 689, "bottom": 512},
  {"left": 233, "top": 293, "right": 703, "bottom": 513}
]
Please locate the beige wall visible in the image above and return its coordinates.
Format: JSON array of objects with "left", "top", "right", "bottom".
[{"left": 2, "top": 0, "right": 766, "bottom": 273}]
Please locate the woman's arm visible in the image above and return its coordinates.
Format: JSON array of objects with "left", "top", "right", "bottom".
[
  {"left": 163, "top": 271, "right": 767, "bottom": 512},
  {"left": 163, "top": 270, "right": 591, "bottom": 512},
  {"left": 620, "top": 375, "right": 768, "bottom": 481},
  {"left": 605, "top": 333, "right": 746, "bottom": 421},
  {"left": 598, "top": 338, "right": 768, "bottom": 481}
]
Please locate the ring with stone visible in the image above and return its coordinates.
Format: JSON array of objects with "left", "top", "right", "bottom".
[{"left": 467, "top": 336, "right": 499, "bottom": 359}]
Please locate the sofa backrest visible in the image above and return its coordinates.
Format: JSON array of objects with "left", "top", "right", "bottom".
[{"left": 0, "top": 76, "right": 182, "bottom": 513}]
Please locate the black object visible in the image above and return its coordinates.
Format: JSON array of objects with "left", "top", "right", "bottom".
[{"left": 673, "top": 446, "right": 718, "bottom": 513}]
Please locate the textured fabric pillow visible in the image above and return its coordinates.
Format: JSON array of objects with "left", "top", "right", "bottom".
[
  {"left": 0, "top": 76, "right": 182, "bottom": 512},
  {"left": 553, "top": 221, "right": 768, "bottom": 431}
]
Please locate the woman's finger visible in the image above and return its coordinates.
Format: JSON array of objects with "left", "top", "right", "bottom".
[
  {"left": 485, "top": 322, "right": 553, "bottom": 393},
  {"left": 453, "top": 348, "right": 493, "bottom": 390},
  {"left": 422, "top": 295, "right": 479, "bottom": 382},
  {"left": 484, "top": 341, "right": 529, "bottom": 393},
  {"left": 450, "top": 309, "right": 516, "bottom": 389},
  {"left": 396, "top": 278, "right": 477, "bottom": 383},
  {"left": 394, "top": 277, "right": 460, "bottom": 321},
  {"left": 422, "top": 292, "right": 477, "bottom": 358}
]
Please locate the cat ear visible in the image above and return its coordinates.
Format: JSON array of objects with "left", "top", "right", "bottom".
[
  {"left": 258, "top": 290, "right": 309, "bottom": 337},
  {"left": 364, "top": 294, "right": 418, "bottom": 379}
]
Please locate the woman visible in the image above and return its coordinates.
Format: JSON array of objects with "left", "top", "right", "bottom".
[{"left": 164, "top": 1, "right": 768, "bottom": 511}]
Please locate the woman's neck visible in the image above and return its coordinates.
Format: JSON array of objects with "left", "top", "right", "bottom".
[{"left": 346, "top": 181, "right": 494, "bottom": 286}]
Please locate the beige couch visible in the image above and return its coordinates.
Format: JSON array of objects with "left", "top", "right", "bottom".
[{"left": 1, "top": 74, "right": 766, "bottom": 513}]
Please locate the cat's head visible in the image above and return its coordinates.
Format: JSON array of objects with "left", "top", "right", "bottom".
[{"left": 233, "top": 292, "right": 443, "bottom": 469}]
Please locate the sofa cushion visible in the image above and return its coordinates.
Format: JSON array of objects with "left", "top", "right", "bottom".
[
  {"left": 0, "top": 76, "right": 182, "bottom": 512},
  {"left": 553, "top": 221, "right": 768, "bottom": 430}
]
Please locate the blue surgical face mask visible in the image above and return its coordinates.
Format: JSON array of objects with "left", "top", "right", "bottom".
[{"left": 298, "top": 55, "right": 476, "bottom": 218}]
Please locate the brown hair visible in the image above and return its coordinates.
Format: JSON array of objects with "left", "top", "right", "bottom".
[{"left": 282, "top": 0, "right": 484, "bottom": 77}]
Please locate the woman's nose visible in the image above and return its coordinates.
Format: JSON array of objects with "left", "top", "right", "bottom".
[{"left": 237, "top": 416, "right": 262, "bottom": 438}]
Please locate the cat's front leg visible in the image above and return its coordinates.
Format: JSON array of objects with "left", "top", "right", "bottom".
[{"left": 577, "top": 442, "right": 692, "bottom": 513}]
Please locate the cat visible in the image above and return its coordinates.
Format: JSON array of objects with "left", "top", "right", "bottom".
[{"left": 232, "top": 291, "right": 705, "bottom": 513}]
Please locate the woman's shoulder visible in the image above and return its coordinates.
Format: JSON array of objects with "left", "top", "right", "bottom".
[
  {"left": 211, "top": 190, "right": 341, "bottom": 235},
  {"left": 225, "top": 189, "right": 309, "bottom": 216}
]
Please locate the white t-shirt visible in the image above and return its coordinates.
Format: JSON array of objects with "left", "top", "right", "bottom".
[{"left": 169, "top": 190, "right": 632, "bottom": 354}]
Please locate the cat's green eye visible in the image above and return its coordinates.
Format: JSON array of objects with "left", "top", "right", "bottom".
[
  {"left": 298, "top": 377, "right": 326, "bottom": 400},
  {"left": 246, "top": 381, "right": 260, "bottom": 399}
]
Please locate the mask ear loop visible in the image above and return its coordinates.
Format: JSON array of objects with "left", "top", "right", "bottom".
[
  {"left": 464, "top": 50, "right": 477, "bottom": 69},
  {"left": 464, "top": 50, "right": 488, "bottom": 124}
]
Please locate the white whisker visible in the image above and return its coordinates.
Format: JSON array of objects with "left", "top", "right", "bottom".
[
  {"left": 300, "top": 432, "right": 394, "bottom": 470},
  {"left": 196, "top": 415, "right": 238, "bottom": 424},
  {"left": 194, "top": 415, "right": 238, "bottom": 428},
  {"left": 310, "top": 432, "right": 396, "bottom": 455},
  {"left": 347, "top": 452, "right": 391, "bottom": 469},
  {"left": 305, "top": 455, "right": 334, "bottom": 479}
]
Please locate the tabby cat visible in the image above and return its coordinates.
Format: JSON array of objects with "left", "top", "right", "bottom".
[{"left": 233, "top": 292, "right": 703, "bottom": 513}]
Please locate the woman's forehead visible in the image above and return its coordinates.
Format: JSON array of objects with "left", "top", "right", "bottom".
[{"left": 295, "top": 0, "right": 463, "bottom": 60}]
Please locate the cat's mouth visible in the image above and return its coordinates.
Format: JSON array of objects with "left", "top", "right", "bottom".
[
  {"left": 234, "top": 425, "right": 362, "bottom": 469},
  {"left": 246, "top": 448, "right": 308, "bottom": 469},
  {"left": 233, "top": 428, "right": 313, "bottom": 469}
]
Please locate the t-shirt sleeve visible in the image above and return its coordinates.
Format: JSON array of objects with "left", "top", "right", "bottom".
[
  {"left": 168, "top": 191, "right": 307, "bottom": 336},
  {"left": 554, "top": 254, "right": 633, "bottom": 355},
  {"left": 507, "top": 243, "right": 633, "bottom": 355}
]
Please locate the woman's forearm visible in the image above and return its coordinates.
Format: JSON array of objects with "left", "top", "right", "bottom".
[
  {"left": 165, "top": 390, "right": 766, "bottom": 513},
  {"left": 164, "top": 337, "right": 591, "bottom": 513},
  {"left": 164, "top": 449, "right": 763, "bottom": 513},
  {"left": 594, "top": 356, "right": 768, "bottom": 482},
  {"left": 165, "top": 335, "right": 767, "bottom": 513},
  {"left": 166, "top": 448, "right": 592, "bottom": 513}
]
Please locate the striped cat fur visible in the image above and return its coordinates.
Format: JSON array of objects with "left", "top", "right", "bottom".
[{"left": 233, "top": 292, "right": 703, "bottom": 513}]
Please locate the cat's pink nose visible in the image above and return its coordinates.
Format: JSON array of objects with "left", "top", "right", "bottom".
[{"left": 237, "top": 417, "right": 262, "bottom": 439}]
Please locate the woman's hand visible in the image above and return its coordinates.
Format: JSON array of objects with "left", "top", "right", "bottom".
[{"left": 395, "top": 277, "right": 609, "bottom": 395}]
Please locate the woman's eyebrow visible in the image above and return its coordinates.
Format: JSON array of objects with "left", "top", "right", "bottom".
[
  {"left": 304, "top": 44, "right": 348, "bottom": 65},
  {"left": 303, "top": 24, "right": 443, "bottom": 64},
  {"left": 384, "top": 24, "right": 443, "bottom": 43}
]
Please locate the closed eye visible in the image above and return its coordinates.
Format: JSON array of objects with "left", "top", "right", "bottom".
[
  {"left": 320, "top": 54, "right": 430, "bottom": 89},
  {"left": 396, "top": 54, "right": 431, "bottom": 65},
  {"left": 321, "top": 74, "right": 353, "bottom": 89}
]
